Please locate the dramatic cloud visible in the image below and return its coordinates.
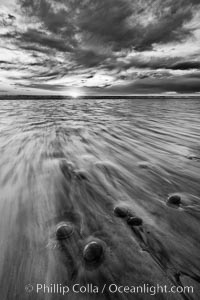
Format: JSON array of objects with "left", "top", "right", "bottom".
[
  {"left": 0, "top": 0, "right": 200, "bottom": 94},
  {"left": 171, "top": 61, "right": 200, "bottom": 70},
  {"left": 17, "top": 0, "right": 200, "bottom": 51},
  {"left": 20, "top": 28, "right": 73, "bottom": 52}
]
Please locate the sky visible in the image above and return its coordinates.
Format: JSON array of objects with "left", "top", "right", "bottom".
[{"left": 0, "top": 0, "right": 200, "bottom": 95}]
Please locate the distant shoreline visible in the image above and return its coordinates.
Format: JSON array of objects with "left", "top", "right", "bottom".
[{"left": 0, "top": 95, "right": 200, "bottom": 100}]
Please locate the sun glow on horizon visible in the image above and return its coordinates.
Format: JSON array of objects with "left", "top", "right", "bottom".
[{"left": 69, "top": 90, "right": 80, "bottom": 98}]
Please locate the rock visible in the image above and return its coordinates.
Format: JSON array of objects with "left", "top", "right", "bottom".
[
  {"left": 187, "top": 155, "right": 200, "bottom": 161},
  {"left": 56, "top": 222, "right": 74, "bottom": 240},
  {"left": 75, "top": 170, "right": 88, "bottom": 181},
  {"left": 138, "top": 162, "right": 150, "bottom": 169},
  {"left": 114, "top": 206, "right": 129, "bottom": 218},
  {"left": 83, "top": 241, "right": 104, "bottom": 263},
  {"left": 187, "top": 155, "right": 194, "bottom": 160},
  {"left": 167, "top": 195, "right": 181, "bottom": 206},
  {"left": 127, "top": 217, "right": 143, "bottom": 226},
  {"left": 59, "top": 160, "right": 74, "bottom": 180}
]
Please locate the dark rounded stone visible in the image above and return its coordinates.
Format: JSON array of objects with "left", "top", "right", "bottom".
[
  {"left": 56, "top": 222, "right": 74, "bottom": 240},
  {"left": 114, "top": 206, "right": 129, "bottom": 218},
  {"left": 83, "top": 241, "right": 104, "bottom": 263},
  {"left": 138, "top": 162, "right": 149, "bottom": 169},
  {"left": 167, "top": 195, "right": 181, "bottom": 206},
  {"left": 59, "top": 160, "right": 74, "bottom": 180},
  {"left": 187, "top": 155, "right": 194, "bottom": 160},
  {"left": 187, "top": 155, "right": 199, "bottom": 161},
  {"left": 75, "top": 170, "right": 88, "bottom": 181},
  {"left": 127, "top": 217, "right": 143, "bottom": 226}
]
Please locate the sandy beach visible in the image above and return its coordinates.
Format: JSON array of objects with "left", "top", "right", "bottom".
[{"left": 0, "top": 98, "right": 200, "bottom": 300}]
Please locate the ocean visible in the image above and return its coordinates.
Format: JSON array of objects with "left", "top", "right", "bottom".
[{"left": 0, "top": 98, "right": 200, "bottom": 300}]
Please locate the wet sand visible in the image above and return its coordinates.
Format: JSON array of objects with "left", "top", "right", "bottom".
[{"left": 0, "top": 99, "right": 200, "bottom": 300}]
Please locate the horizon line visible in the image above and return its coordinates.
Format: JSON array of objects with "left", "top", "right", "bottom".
[{"left": 0, "top": 94, "right": 200, "bottom": 98}]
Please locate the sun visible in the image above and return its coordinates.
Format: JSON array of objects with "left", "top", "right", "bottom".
[{"left": 69, "top": 90, "right": 80, "bottom": 98}]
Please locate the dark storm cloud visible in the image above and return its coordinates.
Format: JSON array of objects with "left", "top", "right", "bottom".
[
  {"left": 79, "top": 0, "right": 195, "bottom": 51},
  {"left": 20, "top": 44, "right": 52, "bottom": 54},
  {"left": 171, "top": 61, "right": 200, "bottom": 70},
  {"left": 17, "top": 82, "right": 67, "bottom": 91},
  {"left": 0, "top": 13, "right": 16, "bottom": 27},
  {"left": 8, "top": 14, "right": 16, "bottom": 20},
  {"left": 20, "top": 28, "right": 73, "bottom": 52},
  {"left": 0, "top": 32, "right": 18, "bottom": 39},
  {"left": 0, "top": 61, "right": 13, "bottom": 65},
  {"left": 75, "top": 49, "right": 108, "bottom": 68},
  {"left": 0, "top": 61, "right": 27, "bottom": 71},
  {"left": 187, "top": 71, "right": 200, "bottom": 79},
  {"left": 18, "top": 0, "right": 199, "bottom": 54},
  {"left": 78, "top": 0, "right": 134, "bottom": 51},
  {"left": 85, "top": 0, "right": 197, "bottom": 52},
  {"left": 19, "top": 0, "right": 78, "bottom": 47},
  {"left": 115, "top": 69, "right": 172, "bottom": 83},
  {"left": 106, "top": 73, "right": 200, "bottom": 94},
  {"left": 122, "top": 57, "right": 200, "bottom": 72},
  {"left": 112, "top": 56, "right": 179, "bottom": 71},
  {"left": 102, "top": 55, "right": 179, "bottom": 74}
]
